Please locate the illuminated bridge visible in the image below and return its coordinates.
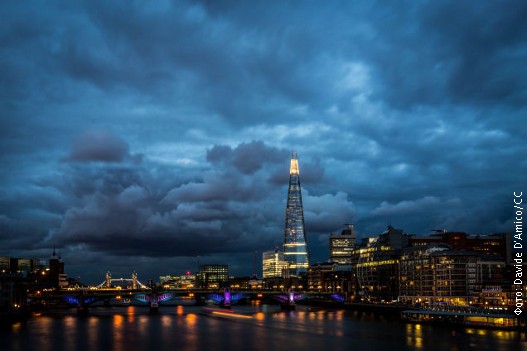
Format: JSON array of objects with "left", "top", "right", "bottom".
[
  {"left": 34, "top": 288, "right": 344, "bottom": 315},
  {"left": 30, "top": 271, "right": 345, "bottom": 315},
  {"left": 95, "top": 271, "right": 149, "bottom": 289}
]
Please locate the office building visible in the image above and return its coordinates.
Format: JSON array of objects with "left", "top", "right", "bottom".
[
  {"left": 355, "top": 226, "right": 409, "bottom": 302},
  {"left": 329, "top": 224, "right": 356, "bottom": 264},
  {"left": 262, "top": 250, "right": 289, "bottom": 278},
  {"left": 196, "top": 264, "right": 229, "bottom": 289}
]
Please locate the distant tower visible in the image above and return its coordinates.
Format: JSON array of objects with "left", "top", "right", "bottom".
[
  {"left": 283, "top": 152, "right": 309, "bottom": 275},
  {"left": 132, "top": 271, "right": 138, "bottom": 290},
  {"left": 105, "top": 271, "right": 111, "bottom": 288}
]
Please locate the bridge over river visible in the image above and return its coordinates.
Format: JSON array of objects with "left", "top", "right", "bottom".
[{"left": 32, "top": 287, "right": 345, "bottom": 315}]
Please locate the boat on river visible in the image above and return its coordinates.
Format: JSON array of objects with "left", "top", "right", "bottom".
[{"left": 401, "top": 306, "right": 523, "bottom": 330}]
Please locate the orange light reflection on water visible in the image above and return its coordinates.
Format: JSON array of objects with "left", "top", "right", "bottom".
[
  {"left": 113, "top": 314, "right": 124, "bottom": 351},
  {"left": 176, "top": 305, "right": 184, "bottom": 316},
  {"left": 406, "top": 323, "right": 423, "bottom": 349},
  {"left": 186, "top": 313, "right": 197, "bottom": 327},
  {"left": 162, "top": 315, "right": 172, "bottom": 327},
  {"left": 87, "top": 317, "right": 99, "bottom": 349},
  {"left": 11, "top": 322, "right": 22, "bottom": 333},
  {"left": 126, "top": 306, "right": 135, "bottom": 322},
  {"left": 63, "top": 316, "right": 76, "bottom": 351}
]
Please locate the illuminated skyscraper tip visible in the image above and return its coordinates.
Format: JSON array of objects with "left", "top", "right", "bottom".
[
  {"left": 290, "top": 152, "right": 299, "bottom": 175},
  {"left": 283, "top": 152, "right": 309, "bottom": 276}
]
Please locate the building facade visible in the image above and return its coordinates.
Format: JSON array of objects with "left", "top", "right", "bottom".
[
  {"left": 409, "top": 232, "right": 510, "bottom": 263},
  {"left": 283, "top": 152, "right": 309, "bottom": 276},
  {"left": 307, "top": 262, "right": 353, "bottom": 298},
  {"left": 399, "top": 243, "right": 509, "bottom": 306},
  {"left": 355, "top": 226, "right": 409, "bottom": 302},
  {"left": 160, "top": 273, "right": 196, "bottom": 289},
  {"left": 0, "top": 273, "right": 28, "bottom": 315},
  {"left": 262, "top": 250, "right": 289, "bottom": 279},
  {"left": 196, "top": 264, "right": 229, "bottom": 289},
  {"left": 329, "top": 225, "right": 356, "bottom": 264}
]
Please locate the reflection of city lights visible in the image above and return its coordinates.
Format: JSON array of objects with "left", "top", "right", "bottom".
[
  {"left": 113, "top": 315, "right": 123, "bottom": 327},
  {"left": 11, "top": 322, "right": 22, "bottom": 333},
  {"left": 161, "top": 315, "right": 172, "bottom": 327},
  {"left": 212, "top": 311, "right": 253, "bottom": 319},
  {"left": 186, "top": 313, "right": 197, "bottom": 327},
  {"left": 405, "top": 323, "right": 423, "bottom": 349},
  {"left": 127, "top": 306, "right": 135, "bottom": 322},
  {"left": 177, "top": 305, "right": 184, "bottom": 316}
]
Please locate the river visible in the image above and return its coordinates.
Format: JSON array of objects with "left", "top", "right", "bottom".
[{"left": 1, "top": 304, "right": 525, "bottom": 351}]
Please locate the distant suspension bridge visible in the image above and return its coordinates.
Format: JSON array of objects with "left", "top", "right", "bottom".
[{"left": 95, "top": 271, "right": 150, "bottom": 290}]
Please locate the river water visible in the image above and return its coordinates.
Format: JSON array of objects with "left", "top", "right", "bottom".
[{"left": 1, "top": 304, "right": 525, "bottom": 351}]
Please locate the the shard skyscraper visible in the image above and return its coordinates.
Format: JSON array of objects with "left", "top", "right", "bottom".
[{"left": 283, "top": 152, "right": 309, "bottom": 276}]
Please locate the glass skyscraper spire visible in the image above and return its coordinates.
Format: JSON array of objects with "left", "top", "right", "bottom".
[{"left": 283, "top": 152, "right": 309, "bottom": 276}]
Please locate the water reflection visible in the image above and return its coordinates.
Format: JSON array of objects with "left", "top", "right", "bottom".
[
  {"left": 176, "top": 305, "right": 184, "bottom": 316},
  {"left": 11, "top": 322, "right": 22, "bottom": 333},
  {"left": 183, "top": 313, "right": 198, "bottom": 350},
  {"left": 406, "top": 323, "right": 423, "bottom": 349},
  {"left": 126, "top": 306, "right": 135, "bottom": 322},
  {"left": 63, "top": 316, "right": 76, "bottom": 351},
  {"left": 87, "top": 316, "right": 98, "bottom": 351},
  {"left": 1, "top": 306, "right": 523, "bottom": 351},
  {"left": 113, "top": 314, "right": 124, "bottom": 351},
  {"left": 36, "top": 316, "right": 53, "bottom": 351}
]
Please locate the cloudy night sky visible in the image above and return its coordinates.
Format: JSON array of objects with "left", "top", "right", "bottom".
[{"left": 1, "top": 1, "right": 526, "bottom": 283}]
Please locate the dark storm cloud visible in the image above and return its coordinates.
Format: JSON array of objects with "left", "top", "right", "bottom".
[
  {"left": 65, "top": 129, "right": 137, "bottom": 163},
  {"left": 207, "top": 141, "right": 286, "bottom": 174},
  {"left": 420, "top": 1, "right": 527, "bottom": 106},
  {"left": 1, "top": 1, "right": 526, "bottom": 280},
  {"left": 45, "top": 140, "right": 285, "bottom": 261},
  {"left": 333, "top": 1, "right": 527, "bottom": 110}
]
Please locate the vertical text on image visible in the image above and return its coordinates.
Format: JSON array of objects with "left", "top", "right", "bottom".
[{"left": 512, "top": 192, "right": 523, "bottom": 316}]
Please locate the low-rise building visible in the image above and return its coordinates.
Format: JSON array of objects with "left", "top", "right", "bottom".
[{"left": 196, "top": 264, "right": 229, "bottom": 289}]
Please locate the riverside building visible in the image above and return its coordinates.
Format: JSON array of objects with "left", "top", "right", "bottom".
[{"left": 399, "top": 243, "right": 509, "bottom": 306}]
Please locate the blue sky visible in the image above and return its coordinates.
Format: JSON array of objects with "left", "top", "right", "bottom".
[{"left": 1, "top": 1, "right": 526, "bottom": 283}]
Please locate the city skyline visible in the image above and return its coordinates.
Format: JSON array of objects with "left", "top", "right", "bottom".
[{"left": 1, "top": 2, "right": 526, "bottom": 282}]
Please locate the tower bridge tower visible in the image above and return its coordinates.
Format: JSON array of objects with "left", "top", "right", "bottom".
[{"left": 105, "top": 271, "right": 111, "bottom": 288}]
